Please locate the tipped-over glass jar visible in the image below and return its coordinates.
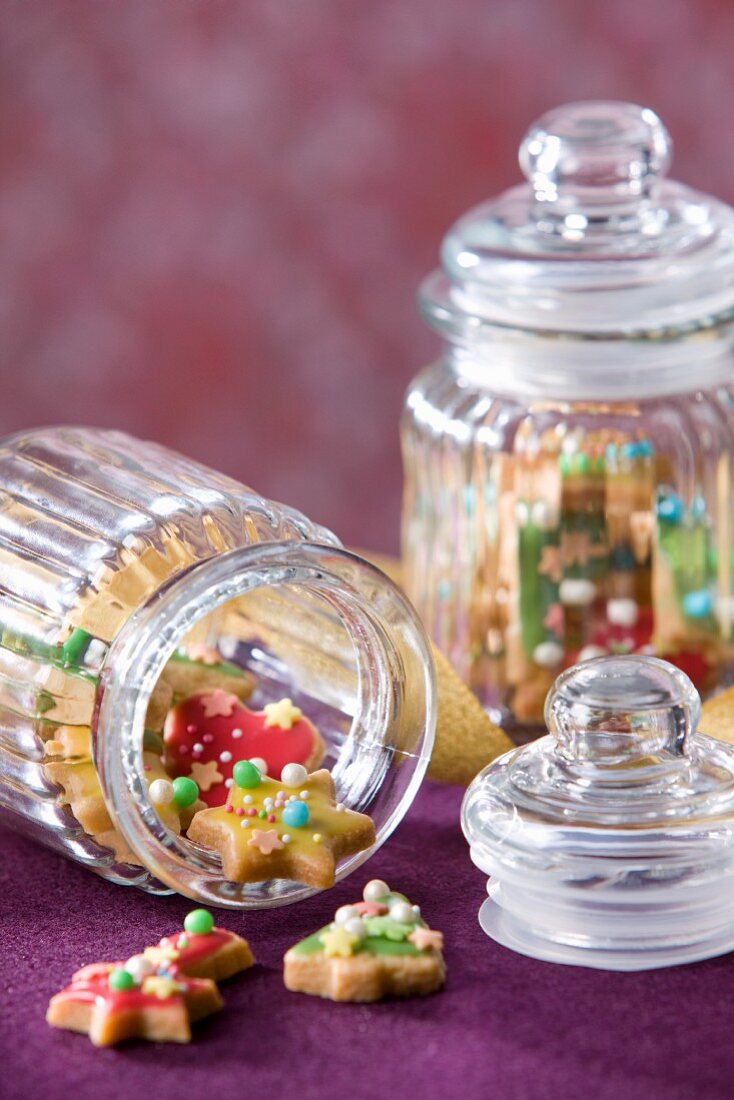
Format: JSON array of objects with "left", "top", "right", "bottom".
[
  {"left": 0, "top": 427, "right": 435, "bottom": 907},
  {"left": 462, "top": 655, "right": 734, "bottom": 971},
  {"left": 402, "top": 101, "right": 734, "bottom": 731}
]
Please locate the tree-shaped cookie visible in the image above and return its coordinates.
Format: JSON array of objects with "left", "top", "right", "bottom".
[
  {"left": 283, "top": 879, "right": 445, "bottom": 1001},
  {"left": 46, "top": 910, "right": 253, "bottom": 1046},
  {"left": 163, "top": 692, "right": 324, "bottom": 806},
  {"left": 187, "top": 763, "right": 375, "bottom": 887}
]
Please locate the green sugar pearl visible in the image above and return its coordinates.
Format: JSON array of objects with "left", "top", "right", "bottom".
[
  {"left": 172, "top": 776, "right": 199, "bottom": 809},
  {"left": 233, "top": 760, "right": 262, "bottom": 789},
  {"left": 108, "top": 968, "right": 136, "bottom": 992},
  {"left": 184, "top": 909, "right": 215, "bottom": 936}
]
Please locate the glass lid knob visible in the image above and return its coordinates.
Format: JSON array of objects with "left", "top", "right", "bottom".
[
  {"left": 519, "top": 101, "right": 672, "bottom": 208},
  {"left": 545, "top": 655, "right": 699, "bottom": 766}
]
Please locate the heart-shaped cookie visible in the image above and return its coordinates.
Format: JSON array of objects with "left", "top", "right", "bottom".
[{"left": 162, "top": 691, "right": 325, "bottom": 807}]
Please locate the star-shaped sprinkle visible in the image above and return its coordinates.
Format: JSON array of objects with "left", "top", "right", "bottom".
[
  {"left": 247, "top": 828, "right": 284, "bottom": 855},
  {"left": 187, "top": 769, "right": 376, "bottom": 887},
  {"left": 186, "top": 643, "right": 222, "bottom": 666},
  {"left": 142, "top": 975, "right": 184, "bottom": 1000},
  {"left": 354, "top": 900, "right": 388, "bottom": 917},
  {"left": 408, "top": 928, "right": 444, "bottom": 952},
  {"left": 201, "top": 689, "right": 239, "bottom": 718},
  {"left": 189, "top": 760, "right": 224, "bottom": 792},
  {"left": 143, "top": 945, "right": 180, "bottom": 967},
  {"left": 320, "top": 928, "right": 358, "bottom": 958},
  {"left": 263, "top": 698, "right": 303, "bottom": 730}
]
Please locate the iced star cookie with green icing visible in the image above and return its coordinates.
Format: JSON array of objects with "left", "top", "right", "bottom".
[
  {"left": 186, "top": 763, "right": 376, "bottom": 887},
  {"left": 283, "top": 879, "right": 446, "bottom": 1001}
]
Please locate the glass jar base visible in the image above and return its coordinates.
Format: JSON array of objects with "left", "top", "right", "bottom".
[{"left": 478, "top": 893, "right": 734, "bottom": 973}]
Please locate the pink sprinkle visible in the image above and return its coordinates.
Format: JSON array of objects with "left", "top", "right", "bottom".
[
  {"left": 179, "top": 745, "right": 189, "bottom": 755},
  {"left": 268, "top": 813, "right": 276, "bottom": 823},
  {"left": 225, "top": 804, "right": 233, "bottom": 814},
  {"left": 187, "top": 724, "right": 198, "bottom": 734},
  {"left": 235, "top": 807, "right": 244, "bottom": 816},
  {"left": 247, "top": 807, "right": 257, "bottom": 817},
  {"left": 203, "top": 733, "right": 214, "bottom": 744}
]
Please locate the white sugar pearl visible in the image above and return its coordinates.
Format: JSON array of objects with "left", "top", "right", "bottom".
[
  {"left": 231, "top": 728, "right": 243, "bottom": 739},
  {"left": 240, "top": 819, "right": 250, "bottom": 828},
  {"left": 224, "top": 778, "right": 234, "bottom": 789},
  {"left": 148, "top": 779, "right": 174, "bottom": 806},
  {"left": 335, "top": 803, "right": 345, "bottom": 813},
  {"left": 334, "top": 905, "right": 360, "bottom": 926},
  {"left": 607, "top": 597, "right": 639, "bottom": 627},
  {"left": 250, "top": 757, "right": 268, "bottom": 775},
  {"left": 244, "top": 795, "right": 253, "bottom": 805},
  {"left": 281, "top": 763, "right": 308, "bottom": 788},
  {"left": 533, "top": 641, "right": 564, "bottom": 669},
  {"left": 389, "top": 900, "right": 416, "bottom": 924},
  {"left": 578, "top": 645, "right": 607, "bottom": 662},
  {"left": 219, "top": 750, "right": 232, "bottom": 763},
  {"left": 300, "top": 790, "right": 310, "bottom": 800},
  {"left": 125, "top": 955, "right": 154, "bottom": 983},
  {"left": 281, "top": 834, "right": 292, "bottom": 844},
  {"left": 193, "top": 743, "right": 204, "bottom": 753},
  {"left": 343, "top": 917, "right": 366, "bottom": 939},
  {"left": 363, "top": 879, "right": 390, "bottom": 903},
  {"left": 559, "top": 578, "right": 596, "bottom": 607},
  {"left": 531, "top": 500, "right": 558, "bottom": 532}
]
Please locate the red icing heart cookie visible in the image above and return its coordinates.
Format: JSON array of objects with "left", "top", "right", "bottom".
[{"left": 163, "top": 692, "right": 325, "bottom": 806}]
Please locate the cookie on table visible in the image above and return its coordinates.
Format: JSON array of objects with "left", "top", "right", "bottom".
[
  {"left": 187, "top": 763, "right": 375, "bottom": 887},
  {"left": 162, "top": 692, "right": 325, "bottom": 807},
  {"left": 283, "top": 879, "right": 445, "bottom": 1002},
  {"left": 46, "top": 909, "right": 253, "bottom": 1046}
]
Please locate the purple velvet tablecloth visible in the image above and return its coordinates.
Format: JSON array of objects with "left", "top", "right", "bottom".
[{"left": 1, "top": 781, "right": 732, "bottom": 1100}]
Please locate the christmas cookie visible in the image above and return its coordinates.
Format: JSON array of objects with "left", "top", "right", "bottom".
[
  {"left": 163, "top": 693, "right": 325, "bottom": 807},
  {"left": 187, "top": 764, "right": 375, "bottom": 887},
  {"left": 161, "top": 646, "right": 255, "bottom": 702},
  {"left": 46, "top": 910, "right": 253, "bottom": 1046},
  {"left": 283, "top": 880, "right": 445, "bottom": 1001}
]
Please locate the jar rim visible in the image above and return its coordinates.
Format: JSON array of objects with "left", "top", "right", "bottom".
[{"left": 95, "top": 542, "right": 436, "bottom": 908}]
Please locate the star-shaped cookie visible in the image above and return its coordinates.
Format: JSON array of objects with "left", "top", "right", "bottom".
[{"left": 187, "top": 768, "right": 376, "bottom": 887}]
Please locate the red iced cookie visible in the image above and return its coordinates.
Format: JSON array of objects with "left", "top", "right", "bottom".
[{"left": 163, "top": 691, "right": 325, "bottom": 806}]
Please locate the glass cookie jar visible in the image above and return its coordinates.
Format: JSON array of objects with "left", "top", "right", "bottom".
[
  {"left": 0, "top": 427, "right": 435, "bottom": 907},
  {"left": 402, "top": 101, "right": 734, "bottom": 731}
]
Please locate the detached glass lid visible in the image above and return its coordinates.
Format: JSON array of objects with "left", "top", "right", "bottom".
[
  {"left": 421, "top": 101, "right": 734, "bottom": 336},
  {"left": 462, "top": 656, "right": 734, "bottom": 971}
]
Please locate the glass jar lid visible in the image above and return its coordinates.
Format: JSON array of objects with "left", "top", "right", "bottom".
[
  {"left": 422, "top": 101, "right": 734, "bottom": 336},
  {"left": 462, "top": 656, "right": 734, "bottom": 970}
]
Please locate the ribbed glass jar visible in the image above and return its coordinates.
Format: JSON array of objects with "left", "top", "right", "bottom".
[
  {"left": 402, "top": 101, "right": 734, "bottom": 731},
  {"left": 0, "top": 427, "right": 435, "bottom": 906}
]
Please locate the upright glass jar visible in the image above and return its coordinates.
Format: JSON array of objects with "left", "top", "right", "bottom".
[
  {"left": 402, "top": 101, "right": 734, "bottom": 731},
  {"left": 0, "top": 427, "right": 435, "bottom": 906}
]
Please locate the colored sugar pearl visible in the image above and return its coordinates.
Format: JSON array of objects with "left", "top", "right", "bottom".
[
  {"left": 149, "top": 779, "right": 174, "bottom": 806},
  {"left": 258, "top": 809, "right": 267, "bottom": 819},
  {"left": 184, "top": 909, "right": 215, "bottom": 936},
  {"left": 281, "top": 762, "right": 308, "bottom": 788},
  {"left": 268, "top": 813, "right": 276, "bottom": 823},
  {"left": 203, "top": 733, "right": 214, "bottom": 743},
  {"left": 247, "top": 807, "right": 257, "bottom": 817},
  {"left": 282, "top": 801, "right": 310, "bottom": 829},
  {"left": 683, "top": 589, "right": 713, "bottom": 619},
  {"left": 172, "top": 776, "right": 199, "bottom": 809},
  {"left": 225, "top": 804, "right": 234, "bottom": 813},
  {"left": 233, "top": 760, "right": 262, "bottom": 789},
  {"left": 186, "top": 724, "right": 197, "bottom": 734},
  {"left": 108, "top": 968, "right": 136, "bottom": 992},
  {"left": 236, "top": 807, "right": 244, "bottom": 816}
]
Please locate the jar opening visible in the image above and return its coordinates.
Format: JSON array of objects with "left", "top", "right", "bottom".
[{"left": 94, "top": 543, "right": 435, "bottom": 908}]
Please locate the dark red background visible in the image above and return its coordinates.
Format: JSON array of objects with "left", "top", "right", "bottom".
[{"left": 3, "top": 0, "right": 734, "bottom": 552}]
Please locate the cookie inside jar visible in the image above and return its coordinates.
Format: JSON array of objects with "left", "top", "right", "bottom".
[{"left": 86, "top": 556, "right": 430, "bottom": 906}]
